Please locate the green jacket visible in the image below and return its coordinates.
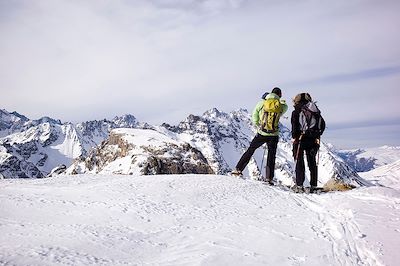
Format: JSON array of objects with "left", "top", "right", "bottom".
[{"left": 252, "top": 93, "right": 288, "bottom": 136}]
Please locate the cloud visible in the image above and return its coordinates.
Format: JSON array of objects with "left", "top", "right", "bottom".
[{"left": 1, "top": 0, "right": 400, "bottom": 147}]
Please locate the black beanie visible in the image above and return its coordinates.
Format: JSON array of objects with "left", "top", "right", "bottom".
[{"left": 271, "top": 87, "right": 282, "bottom": 97}]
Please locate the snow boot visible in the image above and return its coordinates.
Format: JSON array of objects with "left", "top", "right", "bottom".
[
  {"left": 291, "top": 185, "right": 304, "bottom": 193},
  {"left": 231, "top": 169, "right": 243, "bottom": 177},
  {"left": 266, "top": 179, "right": 274, "bottom": 186},
  {"left": 310, "top": 186, "right": 323, "bottom": 194}
]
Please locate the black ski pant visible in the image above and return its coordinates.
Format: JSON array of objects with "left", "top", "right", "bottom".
[
  {"left": 236, "top": 134, "right": 279, "bottom": 181},
  {"left": 293, "top": 139, "right": 319, "bottom": 187}
]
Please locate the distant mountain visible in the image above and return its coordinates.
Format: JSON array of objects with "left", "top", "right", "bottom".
[
  {"left": 0, "top": 109, "right": 62, "bottom": 137},
  {"left": 0, "top": 110, "right": 140, "bottom": 178},
  {"left": 336, "top": 146, "right": 400, "bottom": 172},
  {"left": 359, "top": 159, "right": 400, "bottom": 190}
]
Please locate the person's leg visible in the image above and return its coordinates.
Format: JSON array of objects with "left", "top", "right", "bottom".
[
  {"left": 295, "top": 148, "right": 305, "bottom": 186},
  {"left": 306, "top": 147, "right": 318, "bottom": 187},
  {"left": 235, "top": 134, "right": 266, "bottom": 171},
  {"left": 265, "top": 136, "right": 279, "bottom": 181}
]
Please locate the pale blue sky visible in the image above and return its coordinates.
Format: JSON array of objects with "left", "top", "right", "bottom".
[{"left": 1, "top": 0, "right": 399, "bottom": 148}]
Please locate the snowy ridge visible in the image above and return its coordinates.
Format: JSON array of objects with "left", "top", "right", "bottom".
[
  {"left": 337, "top": 146, "right": 400, "bottom": 172},
  {"left": 359, "top": 159, "right": 400, "bottom": 190},
  {"left": 0, "top": 174, "right": 398, "bottom": 265}
]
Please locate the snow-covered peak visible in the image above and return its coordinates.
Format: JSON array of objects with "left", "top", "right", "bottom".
[
  {"left": 32, "top": 116, "right": 62, "bottom": 125},
  {"left": 0, "top": 109, "right": 29, "bottom": 133},
  {"left": 112, "top": 114, "right": 138, "bottom": 128},
  {"left": 202, "top": 108, "right": 230, "bottom": 120}
]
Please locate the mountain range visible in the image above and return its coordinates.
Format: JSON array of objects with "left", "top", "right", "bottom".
[{"left": 1, "top": 108, "right": 394, "bottom": 188}]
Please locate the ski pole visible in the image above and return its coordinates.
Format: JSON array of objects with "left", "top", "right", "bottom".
[
  {"left": 293, "top": 134, "right": 303, "bottom": 185},
  {"left": 295, "top": 134, "right": 303, "bottom": 162},
  {"left": 316, "top": 138, "right": 320, "bottom": 166},
  {"left": 260, "top": 143, "right": 267, "bottom": 180}
]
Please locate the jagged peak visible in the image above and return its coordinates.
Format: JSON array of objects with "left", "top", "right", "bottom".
[
  {"left": 34, "top": 116, "right": 62, "bottom": 125},
  {"left": 202, "top": 108, "right": 229, "bottom": 119},
  {"left": 112, "top": 114, "right": 138, "bottom": 128},
  {"left": 0, "top": 109, "right": 29, "bottom": 122}
]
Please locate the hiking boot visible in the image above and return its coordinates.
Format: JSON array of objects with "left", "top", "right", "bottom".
[
  {"left": 266, "top": 179, "right": 274, "bottom": 186},
  {"left": 310, "top": 186, "right": 323, "bottom": 194},
  {"left": 291, "top": 185, "right": 304, "bottom": 193},
  {"left": 231, "top": 169, "right": 243, "bottom": 177}
]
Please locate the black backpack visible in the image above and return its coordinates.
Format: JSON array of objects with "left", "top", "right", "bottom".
[{"left": 299, "top": 102, "right": 325, "bottom": 138}]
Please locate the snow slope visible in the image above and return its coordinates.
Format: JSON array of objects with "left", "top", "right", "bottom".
[
  {"left": 359, "top": 159, "right": 400, "bottom": 190},
  {"left": 1, "top": 174, "right": 399, "bottom": 265}
]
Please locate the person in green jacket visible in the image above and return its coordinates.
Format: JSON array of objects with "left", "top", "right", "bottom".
[{"left": 232, "top": 87, "right": 288, "bottom": 184}]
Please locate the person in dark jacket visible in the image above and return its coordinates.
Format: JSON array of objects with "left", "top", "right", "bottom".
[{"left": 291, "top": 93, "right": 325, "bottom": 192}]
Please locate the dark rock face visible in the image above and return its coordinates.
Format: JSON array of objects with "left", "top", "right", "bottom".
[
  {"left": 0, "top": 155, "right": 44, "bottom": 178},
  {"left": 140, "top": 143, "right": 214, "bottom": 175},
  {"left": 48, "top": 164, "right": 67, "bottom": 177},
  {"left": 336, "top": 149, "right": 376, "bottom": 172}
]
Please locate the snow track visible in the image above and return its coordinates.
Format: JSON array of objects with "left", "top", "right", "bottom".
[{"left": 0, "top": 174, "right": 399, "bottom": 265}]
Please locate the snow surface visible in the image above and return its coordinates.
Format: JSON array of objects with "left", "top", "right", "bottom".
[{"left": 1, "top": 174, "right": 399, "bottom": 265}]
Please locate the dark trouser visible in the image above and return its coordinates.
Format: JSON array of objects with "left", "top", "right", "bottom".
[
  {"left": 236, "top": 134, "right": 279, "bottom": 181},
  {"left": 293, "top": 139, "right": 319, "bottom": 186}
]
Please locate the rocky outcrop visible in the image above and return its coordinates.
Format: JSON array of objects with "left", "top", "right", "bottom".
[
  {"left": 66, "top": 129, "right": 214, "bottom": 176},
  {"left": 48, "top": 164, "right": 67, "bottom": 177}
]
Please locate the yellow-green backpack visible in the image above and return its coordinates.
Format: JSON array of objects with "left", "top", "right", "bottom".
[{"left": 260, "top": 98, "right": 283, "bottom": 133}]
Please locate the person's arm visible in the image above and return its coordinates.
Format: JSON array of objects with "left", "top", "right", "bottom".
[
  {"left": 280, "top": 99, "right": 288, "bottom": 115},
  {"left": 320, "top": 116, "right": 326, "bottom": 135},
  {"left": 252, "top": 100, "right": 264, "bottom": 126},
  {"left": 291, "top": 109, "right": 301, "bottom": 139}
]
